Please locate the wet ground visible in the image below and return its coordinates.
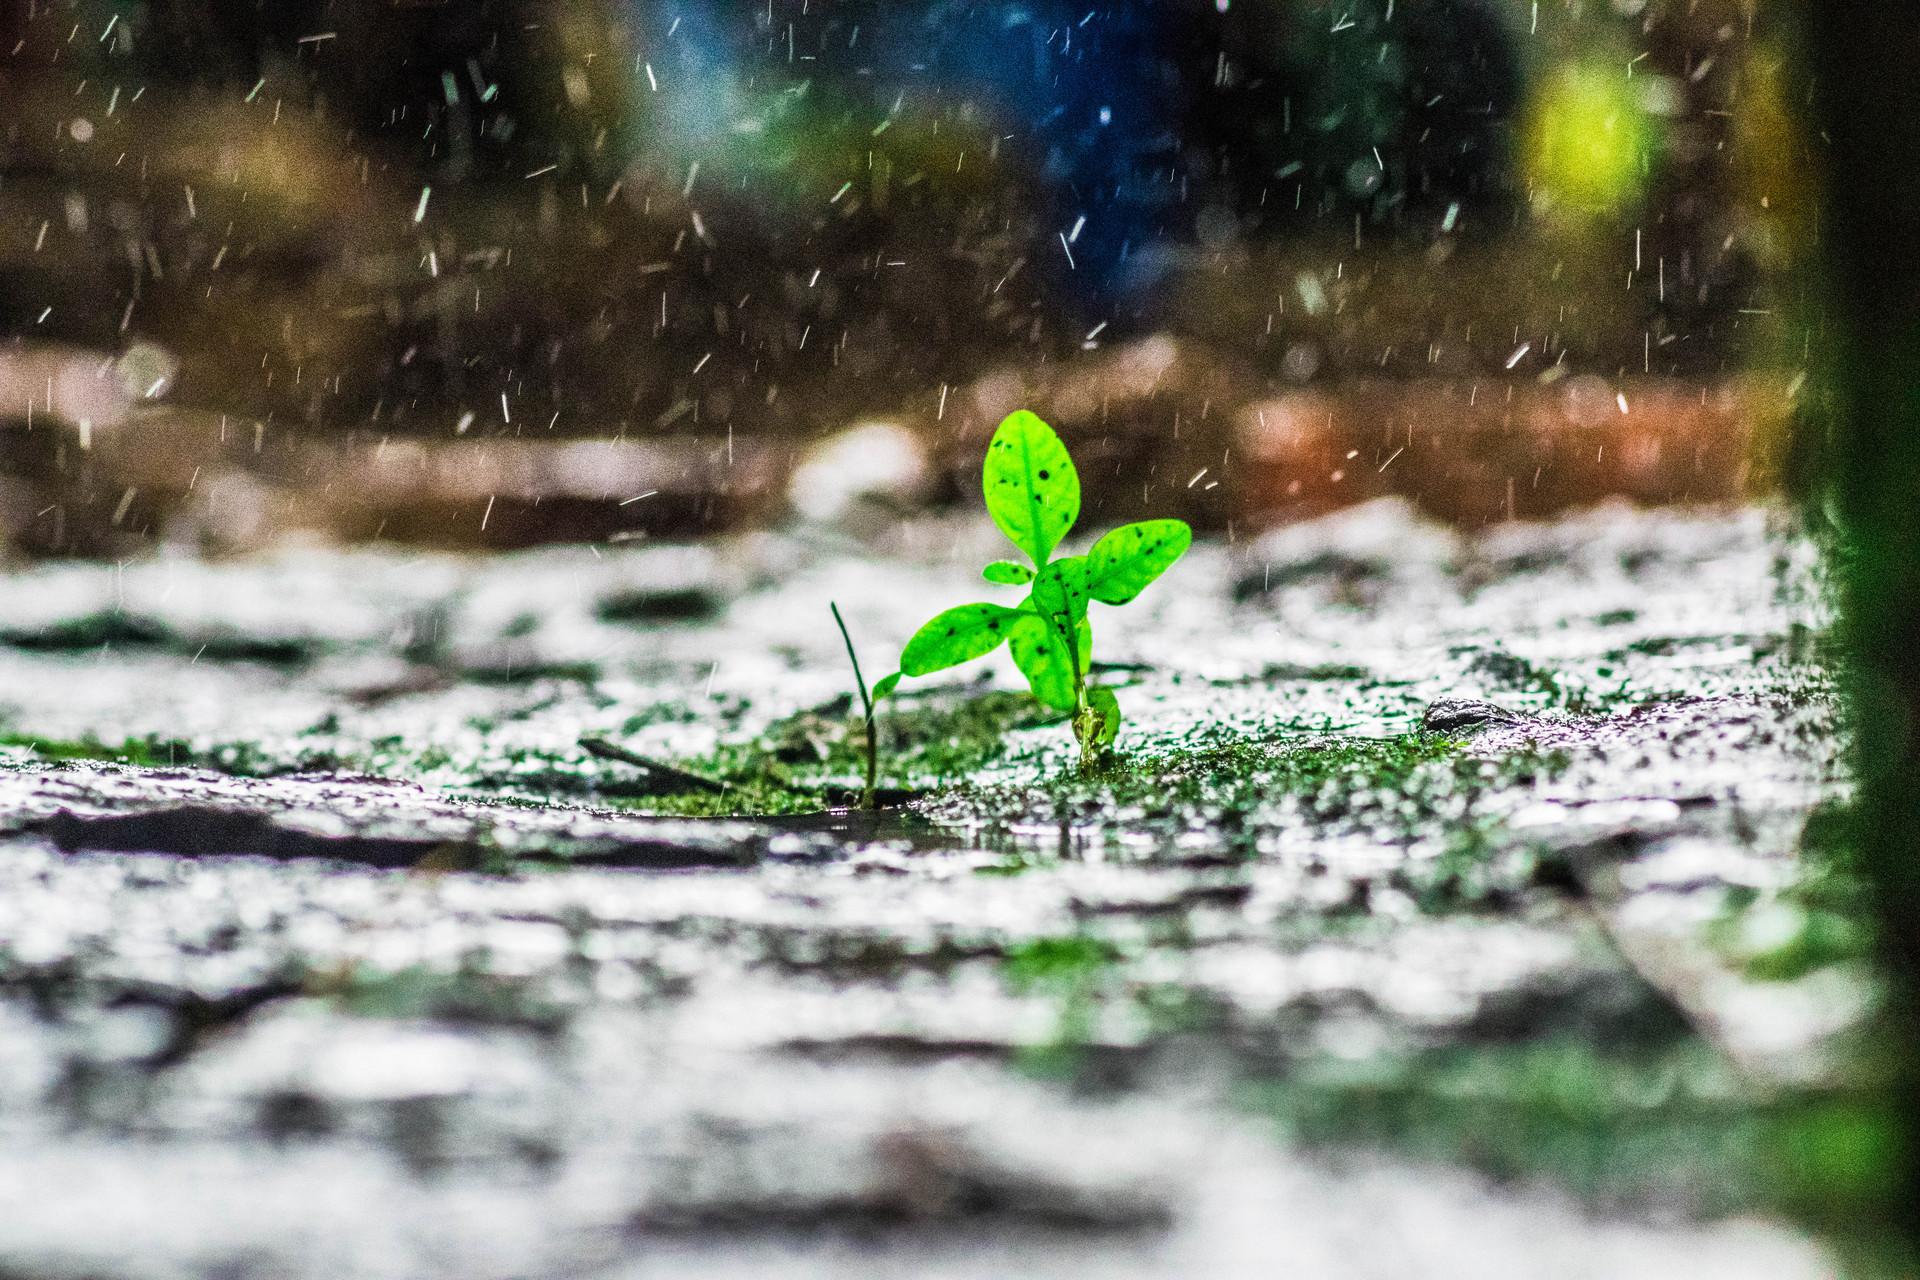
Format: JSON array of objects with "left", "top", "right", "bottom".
[{"left": 0, "top": 499, "right": 1876, "bottom": 1277}]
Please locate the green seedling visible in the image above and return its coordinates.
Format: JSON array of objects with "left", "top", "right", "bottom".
[
  {"left": 867, "top": 410, "right": 1190, "bottom": 768},
  {"left": 829, "top": 601, "right": 883, "bottom": 809}
]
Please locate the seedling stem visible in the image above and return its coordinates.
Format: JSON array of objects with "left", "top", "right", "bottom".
[{"left": 830, "top": 601, "right": 880, "bottom": 809}]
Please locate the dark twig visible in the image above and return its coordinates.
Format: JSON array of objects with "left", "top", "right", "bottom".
[{"left": 578, "top": 737, "right": 727, "bottom": 794}]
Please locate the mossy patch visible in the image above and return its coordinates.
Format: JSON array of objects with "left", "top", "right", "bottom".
[
  {"left": 308, "top": 963, "right": 571, "bottom": 1031},
  {"left": 0, "top": 731, "right": 359, "bottom": 777},
  {"left": 1001, "top": 934, "right": 1120, "bottom": 991},
  {"left": 589, "top": 689, "right": 1062, "bottom": 817},
  {"left": 587, "top": 697, "right": 1569, "bottom": 830},
  {"left": 926, "top": 723, "right": 1565, "bottom": 857},
  {"left": 0, "top": 689, "right": 1565, "bottom": 845},
  {"left": 1705, "top": 799, "right": 1878, "bottom": 982},
  {"left": 0, "top": 611, "right": 315, "bottom": 665},
  {"left": 1243, "top": 1037, "right": 1903, "bottom": 1236},
  {"left": 0, "top": 733, "right": 187, "bottom": 768}
]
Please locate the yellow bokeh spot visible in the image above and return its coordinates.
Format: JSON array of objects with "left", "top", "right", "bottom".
[{"left": 1523, "top": 60, "right": 1657, "bottom": 218}]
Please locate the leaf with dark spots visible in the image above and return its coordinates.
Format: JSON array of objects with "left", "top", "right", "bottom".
[
  {"left": 1086, "top": 520, "right": 1192, "bottom": 606},
  {"left": 900, "top": 603, "right": 1023, "bottom": 676},
  {"left": 982, "top": 410, "right": 1079, "bottom": 565}
]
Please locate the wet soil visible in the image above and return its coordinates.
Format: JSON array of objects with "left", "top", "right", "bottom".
[{"left": 0, "top": 500, "right": 1874, "bottom": 1278}]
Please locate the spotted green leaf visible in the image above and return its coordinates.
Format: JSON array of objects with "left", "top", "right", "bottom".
[
  {"left": 1008, "top": 610, "right": 1092, "bottom": 711},
  {"left": 899, "top": 603, "right": 1022, "bottom": 676},
  {"left": 1086, "top": 519, "right": 1192, "bottom": 606},
  {"left": 1029, "top": 556, "right": 1090, "bottom": 624},
  {"left": 1087, "top": 686, "right": 1121, "bottom": 746},
  {"left": 983, "top": 410, "right": 1079, "bottom": 566},
  {"left": 982, "top": 560, "right": 1035, "bottom": 586}
]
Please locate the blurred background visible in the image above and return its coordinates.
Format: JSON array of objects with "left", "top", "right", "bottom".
[
  {"left": 9, "top": 7, "right": 1913, "bottom": 1273},
  {"left": 0, "top": 0, "right": 1809, "bottom": 554}
]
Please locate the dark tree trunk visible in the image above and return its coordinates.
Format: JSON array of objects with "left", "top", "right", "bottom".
[{"left": 1801, "top": 3, "right": 1920, "bottom": 1241}]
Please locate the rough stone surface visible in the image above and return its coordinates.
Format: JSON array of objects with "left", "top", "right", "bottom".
[{"left": 0, "top": 501, "right": 1855, "bottom": 1277}]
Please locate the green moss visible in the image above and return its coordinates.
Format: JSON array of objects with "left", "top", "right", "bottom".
[
  {"left": 1, "top": 689, "right": 1557, "bottom": 837},
  {"left": 1001, "top": 934, "right": 1120, "bottom": 991},
  {"left": 0, "top": 611, "right": 175, "bottom": 652},
  {"left": 973, "top": 849, "right": 1062, "bottom": 877},
  {"left": 572, "top": 699, "right": 1572, "bottom": 835},
  {"left": 1705, "top": 801, "right": 1878, "bottom": 982},
  {"left": 998, "top": 933, "right": 1121, "bottom": 1077},
  {"left": 1722, "top": 902, "right": 1872, "bottom": 983},
  {"left": 593, "top": 690, "right": 1059, "bottom": 817},
  {"left": 309, "top": 963, "right": 569, "bottom": 1030},
  {"left": 1397, "top": 820, "right": 1517, "bottom": 910},
  {"left": 764, "top": 690, "right": 1058, "bottom": 780},
  {"left": 605, "top": 776, "right": 821, "bottom": 819},
  {"left": 0, "top": 612, "right": 313, "bottom": 665},
  {"left": 590, "top": 694, "right": 1552, "bottom": 825},
  {"left": 0, "top": 733, "right": 186, "bottom": 767},
  {"left": 183, "top": 635, "right": 318, "bottom": 666},
  {"left": 1246, "top": 1038, "right": 1898, "bottom": 1227},
  {"left": 0, "top": 731, "right": 357, "bottom": 777},
  {"left": 930, "top": 725, "right": 1562, "bottom": 851},
  {"left": 596, "top": 587, "right": 723, "bottom": 625},
  {"left": 620, "top": 701, "right": 703, "bottom": 734},
  {"left": 1085, "top": 730, "right": 1467, "bottom": 812}
]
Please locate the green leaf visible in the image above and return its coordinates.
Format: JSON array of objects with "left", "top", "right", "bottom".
[
  {"left": 1008, "top": 609, "right": 1091, "bottom": 711},
  {"left": 1085, "top": 519, "right": 1192, "bottom": 605},
  {"left": 1087, "top": 686, "right": 1121, "bottom": 746},
  {"left": 899, "top": 603, "right": 1021, "bottom": 676},
  {"left": 1030, "top": 556, "right": 1090, "bottom": 624},
  {"left": 982, "top": 560, "right": 1035, "bottom": 586},
  {"left": 871, "top": 671, "right": 901, "bottom": 701},
  {"left": 983, "top": 410, "right": 1080, "bottom": 565},
  {"left": 1010, "top": 559, "right": 1092, "bottom": 711}
]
